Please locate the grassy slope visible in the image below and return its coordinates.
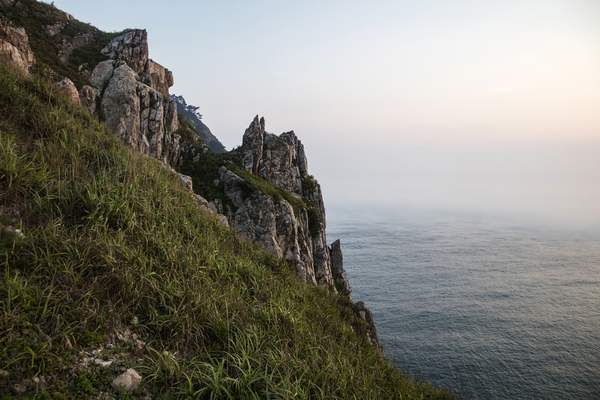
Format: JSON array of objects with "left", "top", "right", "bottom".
[{"left": 0, "top": 63, "right": 454, "bottom": 399}]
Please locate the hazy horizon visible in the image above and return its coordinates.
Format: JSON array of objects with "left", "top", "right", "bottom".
[{"left": 49, "top": 0, "right": 600, "bottom": 229}]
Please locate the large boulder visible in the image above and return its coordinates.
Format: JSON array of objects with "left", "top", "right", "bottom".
[
  {"left": 0, "top": 17, "right": 36, "bottom": 75},
  {"left": 78, "top": 85, "right": 100, "bottom": 115},
  {"left": 89, "top": 59, "right": 115, "bottom": 90},
  {"left": 55, "top": 77, "right": 80, "bottom": 105}
]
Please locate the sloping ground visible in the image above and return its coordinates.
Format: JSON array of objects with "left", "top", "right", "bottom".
[{"left": 0, "top": 62, "right": 454, "bottom": 399}]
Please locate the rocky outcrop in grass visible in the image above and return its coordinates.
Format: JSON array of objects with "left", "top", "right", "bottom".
[{"left": 0, "top": 15, "right": 36, "bottom": 75}]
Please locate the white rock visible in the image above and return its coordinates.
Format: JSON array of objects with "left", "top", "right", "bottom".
[{"left": 112, "top": 368, "right": 141, "bottom": 391}]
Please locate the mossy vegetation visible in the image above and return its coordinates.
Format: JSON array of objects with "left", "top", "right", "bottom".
[
  {"left": 0, "top": 59, "right": 454, "bottom": 399},
  {"left": 1, "top": 0, "right": 121, "bottom": 88}
]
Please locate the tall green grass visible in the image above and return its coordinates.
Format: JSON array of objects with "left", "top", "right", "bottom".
[{"left": 0, "top": 61, "right": 454, "bottom": 399}]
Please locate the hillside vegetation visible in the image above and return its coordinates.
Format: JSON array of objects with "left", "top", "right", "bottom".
[
  {"left": 1, "top": 0, "right": 123, "bottom": 88},
  {"left": 0, "top": 48, "right": 453, "bottom": 400}
]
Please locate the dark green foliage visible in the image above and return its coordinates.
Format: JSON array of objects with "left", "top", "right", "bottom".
[
  {"left": 175, "top": 113, "right": 202, "bottom": 146},
  {"left": 170, "top": 95, "right": 226, "bottom": 153},
  {"left": 306, "top": 206, "right": 321, "bottom": 237},
  {"left": 66, "top": 31, "right": 123, "bottom": 76},
  {"left": 178, "top": 144, "right": 237, "bottom": 206},
  {"left": 301, "top": 174, "right": 319, "bottom": 194},
  {"left": 0, "top": 61, "right": 454, "bottom": 398}
]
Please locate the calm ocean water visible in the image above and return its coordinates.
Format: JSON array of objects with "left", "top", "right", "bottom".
[{"left": 327, "top": 212, "right": 600, "bottom": 399}]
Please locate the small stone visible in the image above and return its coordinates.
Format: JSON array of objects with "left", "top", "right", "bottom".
[
  {"left": 112, "top": 368, "right": 141, "bottom": 391},
  {"left": 132, "top": 333, "right": 138, "bottom": 340},
  {"left": 13, "top": 383, "right": 26, "bottom": 394},
  {"left": 0, "top": 369, "right": 9, "bottom": 377},
  {"left": 33, "top": 377, "right": 40, "bottom": 384},
  {"left": 131, "top": 316, "right": 139, "bottom": 326},
  {"left": 38, "top": 333, "right": 51, "bottom": 343},
  {"left": 136, "top": 339, "right": 145, "bottom": 349},
  {"left": 97, "top": 360, "right": 113, "bottom": 367},
  {"left": 64, "top": 337, "right": 73, "bottom": 350},
  {"left": 4, "top": 225, "right": 24, "bottom": 238},
  {"left": 92, "top": 349, "right": 101, "bottom": 356}
]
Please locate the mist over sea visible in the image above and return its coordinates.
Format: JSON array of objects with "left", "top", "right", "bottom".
[{"left": 327, "top": 209, "right": 600, "bottom": 399}]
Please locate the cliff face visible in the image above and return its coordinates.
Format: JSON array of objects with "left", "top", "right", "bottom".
[
  {"left": 0, "top": 1, "right": 385, "bottom": 359},
  {"left": 212, "top": 116, "right": 343, "bottom": 290},
  {"left": 0, "top": 0, "right": 355, "bottom": 297},
  {"left": 82, "top": 30, "right": 182, "bottom": 166}
]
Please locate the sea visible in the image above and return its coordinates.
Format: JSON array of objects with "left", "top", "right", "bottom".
[{"left": 327, "top": 210, "right": 600, "bottom": 399}]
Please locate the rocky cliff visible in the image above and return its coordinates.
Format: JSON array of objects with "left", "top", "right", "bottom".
[
  {"left": 0, "top": 0, "right": 380, "bottom": 346},
  {"left": 82, "top": 30, "right": 183, "bottom": 166},
  {"left": 221, "top": 116, "right": 338, "bottom": 289}
]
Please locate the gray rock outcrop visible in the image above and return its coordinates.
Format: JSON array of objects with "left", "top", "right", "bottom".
[
  {"left": 0, "top": 17, "right": 36, "bottom": 75},
  {"left": 240, "top": 116, "right": 309, "bottom": 195},
  {"left": 219, "top": 166, "right": 318, "bottom": 283},
  {"left": 330, "top": 239, "right": 352, "bottom": 299},
  {"left": 241, "top": 116, "right": 265, "bottom": 175},
  {"left": 56, "top": 77, "right": 80, "bottom": 105},
  {"left": 101, "top": 30, "right": 148, "bottom": 75},
  {"left": 218, "top": 116, "right": 352, "bottom": 290},
  {"left": 100, "top": 63, "right": 180, "bottom": 165},
  {"left": 143, "top": 59, "right": 173, "bottom": 98},
  {"left": 74, "top": 29, "right": 183, "bottom": 166},
  {"left": 356, "top": 301, "right": 382, "bottom": 350}
]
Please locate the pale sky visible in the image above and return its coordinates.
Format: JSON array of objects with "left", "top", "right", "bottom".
[{"left": 49, "top": 0, "right": 600, "bottom": 229}]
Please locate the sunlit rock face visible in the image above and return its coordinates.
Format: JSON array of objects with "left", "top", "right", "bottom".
[
  {"left": 0, "top": 16, "right": 36, "bottom": 75},
  {"left": 56, "top": 77, "right": 80, "bottom": 105}
]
